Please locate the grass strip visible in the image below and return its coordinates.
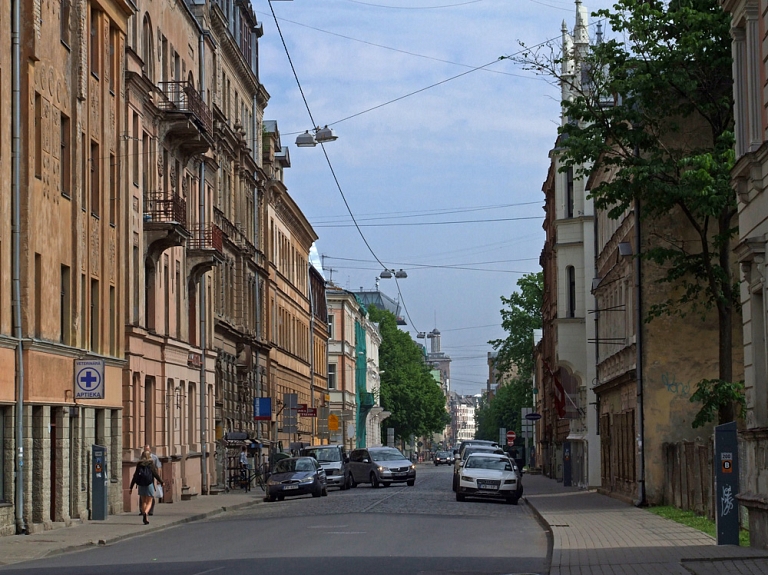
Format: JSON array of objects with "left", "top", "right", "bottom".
[{"left": 647, "top": 506, "right": 749, "bottom": 546}]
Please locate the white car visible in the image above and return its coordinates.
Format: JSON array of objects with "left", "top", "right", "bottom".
[{"left": 456, "top": 452, "right": 520, "bottom": 504}]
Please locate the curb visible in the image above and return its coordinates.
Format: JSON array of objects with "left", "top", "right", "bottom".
[
  {"left": 523, "top": 496, "right": 553, "bottom": 575},
  {"left": 41, "top": 498, "right": 265, "bottom": 560}
]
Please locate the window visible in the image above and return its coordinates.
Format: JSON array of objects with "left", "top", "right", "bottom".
[
  {"left": 60, "top": 0, "right": 71, "bottom": 46},
  {"left": 90, "top": 278, "right": 99, "bottom": 352},
  {"left": 90, "top": 141, "right": 100, "bottom": 217},
  {"left": 109, "top": 153, "right": 116, "bottom": 225},
  {"left": 327, "top": 314, "right": 335, "bottom": 340},
  {"left": 566, "top": 167, "right": 574, "bottom": 218},
  {"left": 61, "top": 265, "right": 71, "bottom": 345},
  {"left": 90, "top": 9, "right": 100, "bottom": 77},
  {"left": 34, "top": 254, "right": 42, "bottom": 338},
  {"left": 132, "top": 112, "right": 139, "bottom": 185},
  {"left": 142, "top": 15, "right": 154, "bottom": 82},
  {"left": 34, "top": 92, "right": 42, "bottom": 179},
  {"left": 328, "top": 363, "right": 337, "bottom": 390},
  {"left": 61, "top": 113, "right": 70, "bottom": 196},
  {"left": 566, "top": 266, "right": 576, "bottom": 318}
]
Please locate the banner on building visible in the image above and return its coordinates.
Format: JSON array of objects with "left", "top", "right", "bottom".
[{"left": 253, "top": 397, "right": 272, "bottom": 421}]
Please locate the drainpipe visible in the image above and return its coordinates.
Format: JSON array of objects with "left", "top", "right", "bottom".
[
  {"left": 634, "top": 194, "right": 646, "bottom": 507},
  {"left": 198, "top": 31, "right": 208, "bottom": 495},
  {"left": 11, "top": 0, "right": 27, "bottom": 535}
]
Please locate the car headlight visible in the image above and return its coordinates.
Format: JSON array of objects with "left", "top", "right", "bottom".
[
  {"left": 410, "top": 465, "right": 416, "bottom": 470},
  {"left": 377, "top": 466, "right": 384, "bottom": 472},
  {"left": 461, "top": 476, "right": 474, "bottom": 483},
  {"left": 299, "top": 477, "right": 314, "bottom": 484},
  {"left": 504, "top": 479, "right": 516, "bottom": 485}
]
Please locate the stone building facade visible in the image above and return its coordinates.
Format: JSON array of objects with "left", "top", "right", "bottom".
[
  {"left": 2, "top": 0, "right": 327, "bottom": 534},
  {"left": 721, "top": 0, "right": 768, "bottom": 547},
  {"left": 0, "top": 0, "right": 133, "bottom": 535}
]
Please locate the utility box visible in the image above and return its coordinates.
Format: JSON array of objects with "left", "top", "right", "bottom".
[
  {"left": 91, "top": 445, "right": 108, "bottom": 521},
  {"left": 714, "top": 422, "right": 739, "bottom": 545}
]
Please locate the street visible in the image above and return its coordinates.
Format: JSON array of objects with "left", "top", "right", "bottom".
[{"left": 1, "top": 465, "right": 548, "bottom": 575}]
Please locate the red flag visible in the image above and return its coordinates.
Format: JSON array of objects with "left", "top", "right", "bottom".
[{"left": 543, "top": 360, "right": 567, "bottom": 419}]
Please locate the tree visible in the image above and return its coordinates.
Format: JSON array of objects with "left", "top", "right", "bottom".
[
  {"left": 516, "top": 0, "right": 739, "bottom": 425},
  {"left": 368, "top": 306, "right": 450, "bottom": 441},
  {"left": 476, "top": 272, "right": 543, "bottom": 440}
]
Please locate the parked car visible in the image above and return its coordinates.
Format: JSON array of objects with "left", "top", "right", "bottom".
[
  {"left": 452, "top": 445, "right": 505, "bottom": 491},
  {"left": 301, "top": 444, "right": 351, "bottom": 490},
  {"left": 433, "top": 451, "right": 452, "bottom": 466},
  {"left": 264, "top": 457, "right": 328, "bottom": 501},
  {"left": 349, "top": 447, "right": 416, "bottom": 487},
  {"left": 456, "top": 452, "right": 520, "bottom": 504}
]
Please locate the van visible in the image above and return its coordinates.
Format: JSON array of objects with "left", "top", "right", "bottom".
[{"left": 301, "top": 444, "right": 350, "bottom": 490}]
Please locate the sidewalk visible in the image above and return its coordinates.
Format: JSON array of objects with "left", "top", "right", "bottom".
[
  {"left": 523, "top": 473, "right": 768, "bottom": 575},
  {"left": 0, "top": 489, "right": 264, "bottom": 568}
]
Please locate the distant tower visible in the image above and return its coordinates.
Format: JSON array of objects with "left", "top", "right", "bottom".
[
  {"left": 426, "top": 328, "right": 451, "bottom": 393},
  {"left": 428, "top": 328, "right": 441, "bottom": 353}
]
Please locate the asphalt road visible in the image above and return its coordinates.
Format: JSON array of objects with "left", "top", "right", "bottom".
[{"left": 4, "top": 465, "right": 549, "bottom": 575}]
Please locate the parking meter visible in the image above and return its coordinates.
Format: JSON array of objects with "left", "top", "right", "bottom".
[{"left": 91, "top": 445, "right": 108, "bottom": 520}]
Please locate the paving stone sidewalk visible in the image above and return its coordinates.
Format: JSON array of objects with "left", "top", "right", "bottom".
[
  {"left": 524, "top": 473, "right": 768, "bottom": 575},
  {"left": 0, "top": 489, "right": 264, "bottom": 568}
]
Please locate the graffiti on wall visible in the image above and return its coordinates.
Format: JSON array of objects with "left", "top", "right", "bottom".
[{"left": 661, "top": 372, "right": 691, "bottom": 397}]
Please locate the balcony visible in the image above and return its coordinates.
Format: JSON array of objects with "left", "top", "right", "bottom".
[
  {"left": 143, "top": 193, "right": 190, "bottom": 265},
  {"left": 154, "top": 81, "right": 214, "bottom": 155},
  {"left": 187, "top": 223, "right": 226, "bottom": 281}
]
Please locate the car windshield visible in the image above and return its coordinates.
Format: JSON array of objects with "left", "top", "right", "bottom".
[
  {"left": 274, "top": 458, "right": 315, "bottom": 473},
  {"left": 436, "top": 451, "right": 449, "bottom": 457},
  {"left": 463, "top": 447, "right": 501, "bottom": 460},
  {"left": 305, "top": 448, "right": 341, "bottom": 462},
  {"left": 371, "top": 449, "right": 406, "bottom": 461},
  {"left": 465, "top": 457, "right": 512, "bottom": 471}
]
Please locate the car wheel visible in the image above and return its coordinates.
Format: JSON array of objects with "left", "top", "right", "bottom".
[
  {"left": 350, "top": 474, "right": 357, "bottom": 488},
  {"left": 370, "top": 472, "right": 380, "bottom": 488},
  {"left": 456, "top": 491, "right": 466, "bottom": 502},
  {"left": 322, "top": 486, "right": 328, "bottom": 496},
  {"left": 407, "top": 480, "right": 415, "bottom": 487},
  {"left": 452, "top": 474, "right": 457, "bottom": 492},
  {"left": 339, "top": 475, "right": 348, "bottom": 491}
]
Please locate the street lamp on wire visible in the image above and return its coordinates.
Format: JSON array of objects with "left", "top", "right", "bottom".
[
  {"left": 379, "top": 268, "right": 407, "bottom": 279},
  {"left": 296, "top": 125, "right": 338, "bottom": 147}
]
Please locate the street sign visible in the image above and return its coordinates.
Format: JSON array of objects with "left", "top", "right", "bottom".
[
  {"left": 74, "top": 359, "right": 105, "bottom": 399},
  {"left": 328, "top": 413, "right": 340, "bottom": 431},
  {"left": 297, "top": 407, "right": 317, "bottom": 417},
  {"left": 253, "top": 397, "right": 271, "bottom": 421},
  {"left": 506, "top": 430, "right": 517, "bottom": 445},
  {"left": 525, "top": 413, "right": 542, "bottom": 421}
]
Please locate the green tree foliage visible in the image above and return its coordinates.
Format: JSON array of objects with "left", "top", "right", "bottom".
[
  {"left": 368, "top": 306, "right": 450, "bottom": 441},
  {"left": 475, "top": 375, "right": 532, "bottom": 441},
  {"left": 518, "top": 0, "right": 739, "bottom": 425},
  {"left": 489, "top": 272, "right": 543, "bottom": 377},
  {"left": 476, "top": 272, "right": 543, "bottom": 440}
]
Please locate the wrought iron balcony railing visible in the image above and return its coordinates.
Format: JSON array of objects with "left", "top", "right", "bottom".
[
  {"left": 155, "top": 81, "right": 213, "bottom": 135},
  {"left": 143, "top": 193, "right": 187, "bottom": 228},
  {"left": 188, "top": 223, "right": 224, "bottom": 254}
]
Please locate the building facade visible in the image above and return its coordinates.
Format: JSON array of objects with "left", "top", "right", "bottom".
[
  {"left": 1, "top": 0, "right": 133, "bottom": 535},
  {"left": 721, "top": 0, "right": 768, "bottom": 547}
]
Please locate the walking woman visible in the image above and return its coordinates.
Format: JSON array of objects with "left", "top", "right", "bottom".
[{"left": 130, "top": 449, "right": 164, "bottom": 524}]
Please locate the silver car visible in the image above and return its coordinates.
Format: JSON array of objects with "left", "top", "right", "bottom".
[
  {"left": 348, "top": 447, "right": 416, "bottom": 487},
  {"left": 456, "top": 452, "right": 519, "bottom": 504}
]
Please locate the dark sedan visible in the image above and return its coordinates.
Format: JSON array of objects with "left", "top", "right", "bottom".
[
  {"left": 434, "top": 451, "right": 452, "bottom": 466},
  {"left": 265, "top": 457, "right": 328, "bottom": 501}
]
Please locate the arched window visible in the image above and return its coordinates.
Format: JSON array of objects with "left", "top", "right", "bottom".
[
  {"left": 142, "top": 14, "right": 155, "bottom": 82},
  {"left": 566, "top": 266, "right": 576, "bottom": 318}
]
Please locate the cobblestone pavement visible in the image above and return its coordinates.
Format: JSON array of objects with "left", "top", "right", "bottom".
[{"left": 524, "top": 473, "right": 768, "bottom": 575}]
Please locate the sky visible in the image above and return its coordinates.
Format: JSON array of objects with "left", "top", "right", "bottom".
[{"left": 255, "top": 0, "right": 614, "bottom": 396}]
